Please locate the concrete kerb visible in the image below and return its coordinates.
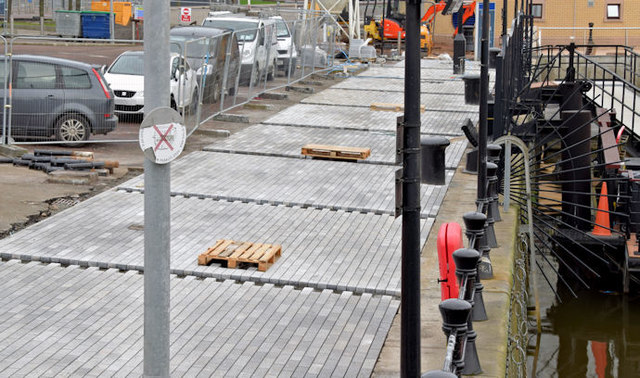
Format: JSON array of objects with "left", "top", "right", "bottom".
[{"left": 373, "top": 153, "right": 520, "bottom": 377}]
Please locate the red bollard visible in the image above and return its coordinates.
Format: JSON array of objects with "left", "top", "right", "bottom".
[{"left": 437, "top": 222, "right": 463, "bottom": 300}]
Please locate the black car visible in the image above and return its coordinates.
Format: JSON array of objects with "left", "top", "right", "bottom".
[
  {"left": 170, "top": 26, "right": 241, "bottom": 103},
  {"left": 1, "top": 55, "right": 117, "bottom": 143}
]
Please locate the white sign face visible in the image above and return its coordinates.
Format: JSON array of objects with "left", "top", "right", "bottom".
[
  {"left": 139, "top": 122, "right": 186, "bottom": 164},
  {"left": 181, "top": 7, "right": 192, "bottom": 22}
]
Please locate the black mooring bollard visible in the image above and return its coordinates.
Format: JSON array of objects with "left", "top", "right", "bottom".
[
  {"left": 487, "top": 162, "right": 502, "bottom": 223},
  {"left": 478, "top": 198, "right": 498, "bottom": 249},
  {"left": 463, "top": 74, "right": 481, "bottom": 105},
  {"left": 439, "top": 299, "right": 472, "bottom": 374},
  {"left": 452, "top": 248, "right": 483, "bottom": 375},
  {"left": 489, "top": 47, "right": 501, "bottom": 69},
  {"left": 421, "top": 136, "right": 450, "bottom": 185},
  {"left": 462, "top": 212, "right": 489, "bottom": 319},
  {"left": 487, "top": 144, "right": 502, "bottom": 222}
]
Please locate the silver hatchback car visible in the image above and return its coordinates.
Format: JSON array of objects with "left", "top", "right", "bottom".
[{"left": 0, "top": 55, "right": 118, "bottom": 143}]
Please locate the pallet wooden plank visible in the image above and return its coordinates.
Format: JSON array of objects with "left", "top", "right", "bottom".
[
  {"left": 301, "top": 144, "right": 371, "bottom": 161},
  {"left": 370, "top": 102, "right": 426, "bottom": 113},
  {"left": 229, "top": 242, "right": 253, "bottom": 259},
  {"left": 245, "top": 244, "right": 270, "bottom": 261},
  {"left": 259, "top": 245, "right": 282, "bottom": 263},
  {"left": 198, "top": 239, "right": 282, "bottom": 272}
]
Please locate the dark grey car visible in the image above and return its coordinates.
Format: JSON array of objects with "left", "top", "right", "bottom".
[{"left": 1, "top": 55, "right": 118, "bottom": 142}]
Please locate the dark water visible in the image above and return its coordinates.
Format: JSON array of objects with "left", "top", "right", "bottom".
[{"left": 528, "top": 279, "right": 640, "bottom": 377}]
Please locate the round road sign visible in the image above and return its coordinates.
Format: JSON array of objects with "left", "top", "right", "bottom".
[{"left": 139, "top": 107, "right": 186, "bottom": 164}]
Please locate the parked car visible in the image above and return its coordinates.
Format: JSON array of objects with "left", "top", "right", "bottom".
[
  {"left": 270, "top": 15, "right": 298, "bottom": 75},
  {"left": 0, "top": 54, "right": 117, "bottom": 143},
  {"left": 103, "top": 50, "right": 199, "bottom": 118},
  {"left": 169, "top": 26, "right": 241, "bottom": 103},
  {"left": 202, "top": 15, "right": 278, "bottom": 85}
]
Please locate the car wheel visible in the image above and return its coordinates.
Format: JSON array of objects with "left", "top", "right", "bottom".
[
  {"left": 211, "top": 78, "right": 221, "bottom": 103},
  {"left": 171, "top": 96, "right": 178, "bottom": 111},
  {"left": 251, "top": 65, "right": 261, "bottom": 86},
  {"left": 55, "top": 114, "right": 90, "bottom": 144},
  {"left": 267, "top": 64, "right": 275, "bottom": 81}
]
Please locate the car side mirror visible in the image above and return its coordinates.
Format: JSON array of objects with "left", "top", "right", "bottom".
[{"left": 100, "top": 65, "right": 107, "bottom": 74}]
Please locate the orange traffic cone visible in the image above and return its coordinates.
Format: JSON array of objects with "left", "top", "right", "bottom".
[{"left": 593, "top": 183, "right": 611, "bottom": 236}]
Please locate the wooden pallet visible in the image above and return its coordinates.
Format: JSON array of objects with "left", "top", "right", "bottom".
[
  {"left": 370, "top": 102, "right": 426, "bottom": 113},
  {"left": 198, "top": 239, "right": 282, "bottom": 272},
  {"left": 301, "top": 144, "right": 371, "bottom": 161}
]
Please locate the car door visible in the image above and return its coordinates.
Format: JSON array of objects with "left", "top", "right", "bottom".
[
  {"left": 12, "top": 59, "right": 64, "bottom": 137},
  {"left": 181, "top": 58, "right": 197, "bottom": 106}
]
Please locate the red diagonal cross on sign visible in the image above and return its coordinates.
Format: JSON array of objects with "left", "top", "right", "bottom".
[{"left": 153, "top": 124, "right": 174, "bottom": 152}]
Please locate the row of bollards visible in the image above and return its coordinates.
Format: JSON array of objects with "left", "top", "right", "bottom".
[{"left": 425, "top": 145, "right": 504, "bottom": 377}]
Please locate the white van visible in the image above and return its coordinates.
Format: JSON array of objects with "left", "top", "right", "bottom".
[
  {"left": 202, "top": 15, "right": 278, "bottom": 85},
  {"left": 270, "top": 16, "right": 298, "bottom": 75}
]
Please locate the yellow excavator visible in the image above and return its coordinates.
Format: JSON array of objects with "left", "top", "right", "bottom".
[{"left": 364, "top": 0, "right": 476, "bottom": 55}]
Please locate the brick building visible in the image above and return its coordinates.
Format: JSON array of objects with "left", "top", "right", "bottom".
[
  {"left": 532, "top": 0, "right": 640, "bottom": 47},
  {"left": 430, "top": 0, "right": 639, "bottom": 53}
]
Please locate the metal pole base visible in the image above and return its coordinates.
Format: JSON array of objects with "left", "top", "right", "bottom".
[
  {"left": 472, "top": 282, "right": 488, "bottom": 321},
  {"left": 489, "top": 196, "right": 502, "bottom": 222},
  {"left": 461, "top": 330, "right": 482, "bottom": 375}
]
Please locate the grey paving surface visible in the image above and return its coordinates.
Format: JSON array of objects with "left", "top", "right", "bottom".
[
  {"left": 203, "top": 124, "right": 468, "bottom": 166},
  {"left": 333, "top": 76, "right": 468, "bottom": 94},
  {"left": 0, "top": 57, "right": 478, "bottom": 376},
  {"left": 388, "top": 59, "right": 496, "bottom": 81},
  {"left": 263, "top": 103, "right": 477, "bottom": 136},
  {"left": 0, "top": 260, "right": 398, "bottom": 377},
  {"left": 392, "top": 58, "right": 483, "bottom": 70},
  {"left": 301, "top": 88, "right": 478, "bottom": 112},
  {"left": 0, "top": 190, "right": 433, "bottom": 296},
  {"left": 118, "top": 151, "right": 453, "bottom": 218}
]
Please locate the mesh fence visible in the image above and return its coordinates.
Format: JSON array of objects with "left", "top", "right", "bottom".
[{"left": 0, "top": 12, "right": 340, "bottom": 145}]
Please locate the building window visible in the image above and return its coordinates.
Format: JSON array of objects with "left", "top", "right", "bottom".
[
  {"left": 607, "top": 4, "right": 621, "bottom": 19},
  {"left": 531, "top": 4, "right": 543, "bottom": 18}
]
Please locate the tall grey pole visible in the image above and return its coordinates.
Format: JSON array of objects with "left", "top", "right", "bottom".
[
  {"left": 143, "top": 0, "right": 171, "bottom": 376},
  {"left": 401, "top": 0, "right": 421, "bottom": 375}
]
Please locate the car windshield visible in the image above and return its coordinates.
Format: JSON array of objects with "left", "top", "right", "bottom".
[
  {"left": 108, "top": 54, "right": 143, "bottom": 75},
  {"left": 170, "top": 36, "right": 211, "bottom": 59},
  {"left": 275, "top": 19, "right": 290, "bottom": 37},
  {"left": 202, "top": 19, "right": 256, "bottom": 42}
]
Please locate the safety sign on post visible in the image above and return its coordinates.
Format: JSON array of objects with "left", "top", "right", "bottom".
[
  {"left": 139, "top": 107, "right": 186, "bottom": 164},
  {"left": 180, "top": 7, "right": 192, "bottom": 23}
]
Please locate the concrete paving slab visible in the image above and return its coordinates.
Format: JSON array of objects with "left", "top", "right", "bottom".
[
  {"left": 203, "top": 124, "right": 468, "bottom": 167},
  {"left": 0, "top": 190, "right": 434, "bottom": 296},
  {"left": 0, "top": 261, "right": 398, "bottom": 377},
  {"left": 117, "top": 151, "right": 453, "bottom": 218},
  {"left": 263, "top": 103, "right": 476, "bottom": 136},
  {"left": 301, "top": 88, "right": 478, "bottom": 112},
  {"left": 389, "top": 59, "right": 496, "bottom": 80},
  {"left": 333, "top": 76, "right": 468, "bottom": 94}
]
